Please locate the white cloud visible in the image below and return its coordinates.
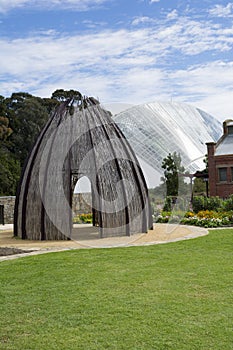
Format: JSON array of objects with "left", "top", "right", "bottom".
[
  {"left": 0, "top": 0, "right": 108, "bottom": 13},
  {"left": 1, "top": 12, "right": 233, "bottom": 120},
  {"left": 155, "top": 17, "right": 233, "bottom": 55},
  {"left": 81, "top": 19, "right": 107, "bottom": 29},
  {"left": 150, "top": 0, "right": 160, "bottom": 3},
  {"left": 166, "top": 9, "right": 178, "bottom": 20},
  {"left": 132, "top": 16, "right": 156, "bottom": 26},
  {"left": 169, "top": 61, "right": 233, "bottom": 120},
  {"left": 0, "top": 0, "right": 28, "bottom": 13},
  {"left": 209, "top": 3, "right": 233, "bottom": 17}
]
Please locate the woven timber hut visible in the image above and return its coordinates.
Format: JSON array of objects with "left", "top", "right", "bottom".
[{"left": 14, "top": 95, "right": 152, "bottom": 240}]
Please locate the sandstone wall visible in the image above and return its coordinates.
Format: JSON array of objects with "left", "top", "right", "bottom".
[
  {"left": 0, "top": 196, "right": 15, "bottom": 224},
  {"left": 72, "top": 193, "right": 92, "bottom": 215},
  {"left": 0, "top": 194, "right": 92, "bottom": 225}
]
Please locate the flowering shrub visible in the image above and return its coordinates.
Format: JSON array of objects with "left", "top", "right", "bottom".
[
  {"left": 196, "top": 210, "right": 218, "bottom": 219},
  {"left": 155, "top": 209, "right": 233, "bottom": 228},
  {"left": 156, "top": 213, "right": 170, "bottom": 223},
  {"left": 73, "top": 213, "right": 92, "bottom": 224},
  {"left": 155, "top": 211, "right": 188, "bottom": 224},
  {"left": 181, "top": 210, "right": 233, "bottom": 227},
  {"left": 184, "top": 211, "right": 195, "bottom": 218},
  {"left": 181, "top": 217, "right": 224, "bottom": 228}
]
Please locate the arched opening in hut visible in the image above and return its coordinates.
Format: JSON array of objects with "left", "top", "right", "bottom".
[
  {"left": 72, "top": 176, "right": 100, "bottom": 240},
  {"left": 74, "top": 175, "right": 91, "bottom": 194},
  {"left": 73, "top": 176, "right": 92, "bottom": 221}
]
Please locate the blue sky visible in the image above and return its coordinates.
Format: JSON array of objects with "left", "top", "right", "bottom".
[{"left": 0, "top": 0, "right": 233, "bottom": 120}]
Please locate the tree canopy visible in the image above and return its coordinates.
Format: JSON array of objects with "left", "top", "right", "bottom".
[
  {"left": 161, "top": 152, "right": 187, "bottom": 197},
  {"left": 51, "top": 89, "right": 82, "bottom": 102},
  {"left": 0, "top": 89, "right": 80, "bottom": 196}
]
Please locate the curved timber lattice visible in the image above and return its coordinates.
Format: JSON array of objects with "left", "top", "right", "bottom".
[{"left": 14, "top": 94, "right": 152, "bottom": 240}]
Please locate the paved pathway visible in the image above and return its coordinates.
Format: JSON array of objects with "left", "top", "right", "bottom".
[{"left": 0, "top": 223, "right": 208, "bottom": 262}]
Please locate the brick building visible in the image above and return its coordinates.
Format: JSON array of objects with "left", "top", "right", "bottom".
[{"left": 206, "top": 119, "right": 233, "bottom": 198}]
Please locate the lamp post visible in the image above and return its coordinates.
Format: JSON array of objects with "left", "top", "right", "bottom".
[
  {"left": 178, "top": 171, "right": 209, "bottom": 206},
  {"left": 178, "top": 173, "right": 194, "bottom": 206}
]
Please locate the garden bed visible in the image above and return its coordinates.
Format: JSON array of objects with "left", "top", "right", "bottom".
[
  {"left": 153, "top": 195, "right": 233, "bottom": 228},
  {"left": 155, "top": 210, "right": 233, "bottom": 228}
]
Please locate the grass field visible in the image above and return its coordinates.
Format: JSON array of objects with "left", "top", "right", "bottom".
[{"left": 0, "top": 229, "right": 232, "bottom": 349}]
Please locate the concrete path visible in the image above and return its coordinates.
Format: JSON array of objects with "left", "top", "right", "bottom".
[
  {"left": 0, "top": 223, "right": 208, "bottom": 262},
  {"left": 0, "top": 224, "right": 13, "bottom": 231}
]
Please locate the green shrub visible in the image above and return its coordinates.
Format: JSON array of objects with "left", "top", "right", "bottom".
[
  {"left": 192, "top": 196, "right": 222, "bottom": 213},
  {"left": 163, "top": 196, "right": 190, "bottom": 212},
  {"left": 206, "top": 196, "right": 222, "bottom": 211},
  {"left": 222, "top": 195, "right": 233, "bottom": 211},
  {"left": 163, "top": 197, "right": 172, "bottom": 211},
  {"left": 192, "top": 196, "right": 205, "bottom": 212}
]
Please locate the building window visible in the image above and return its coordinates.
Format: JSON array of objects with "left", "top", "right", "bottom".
[
  {"left": 231, "top": 168, "right": 233, "bottom": 182},
  {"left": 218, "top": 167, "right": 227, "bottom": 182}
]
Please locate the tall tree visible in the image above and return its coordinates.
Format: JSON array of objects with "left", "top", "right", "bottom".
[
  {"left": 0, "top": 95, "right": 21, "bottom": 195},
  {"left": 0, "top": 149, "right": 21, "bottom": 196},
  {"left": 0, "top": 117, "right": 12, "bottom": 141},
  {"left": 161, "top": 152, "right": 187, "bottom": 197},
  {"left": 6, "top": 92, "right": 50, "bottom": 166},
  {"left": 0, "top": 89, "right": 86, "bottom": 196}
]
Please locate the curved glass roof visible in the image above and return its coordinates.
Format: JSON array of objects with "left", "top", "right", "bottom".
[{"left": 113, "top": 101, "right": 222, "bottom": 175}]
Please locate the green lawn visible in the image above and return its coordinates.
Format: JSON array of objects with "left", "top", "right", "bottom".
[{"left": 0, "top": 230, "right": 232, "bottom": 350}]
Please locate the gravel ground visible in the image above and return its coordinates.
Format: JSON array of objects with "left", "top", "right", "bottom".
[{"left": 0, "top": 224, "right": 208, "bottom": 258}]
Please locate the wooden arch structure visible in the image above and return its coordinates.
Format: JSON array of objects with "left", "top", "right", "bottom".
[{"left": 14, "top": 95, "right": 152, "bottom": 240}]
